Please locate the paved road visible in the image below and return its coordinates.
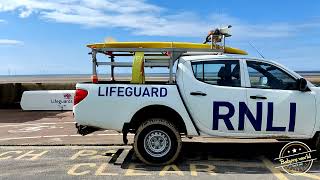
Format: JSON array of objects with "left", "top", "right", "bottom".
[
  {"left": 0, "top": 110, "right": 319, "bottom": 179},
  {"left": 0, "top": 144, "right": 319, "bottom": 180},
  {"left": 0, "top": 110, "right": 134, "bottom": 145}
]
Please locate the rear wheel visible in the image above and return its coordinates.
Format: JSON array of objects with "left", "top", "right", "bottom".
[{"left": 133, "top": 118, "right": 182, "bottom": 165}]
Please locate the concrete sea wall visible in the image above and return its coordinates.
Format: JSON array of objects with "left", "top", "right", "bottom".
[{"left": 0, "top": 76, "right": 320, "bottom": 108}]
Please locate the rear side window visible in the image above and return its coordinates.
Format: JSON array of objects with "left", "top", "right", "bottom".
[{"left": 191, "top": 60, "right": 241, "bottom": 87}]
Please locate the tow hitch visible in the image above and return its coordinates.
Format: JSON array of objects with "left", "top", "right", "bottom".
[{"left": 76, "top": 123, "right": 99, "bottom": 136}]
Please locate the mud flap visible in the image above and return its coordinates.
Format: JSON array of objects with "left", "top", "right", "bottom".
[{"left": 122, "top": 123, "right": 130, "bottom": 144}]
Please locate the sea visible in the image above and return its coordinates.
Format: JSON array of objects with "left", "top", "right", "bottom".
[
  {"left": 0, "top": 73, "right": 170, "bottom": 83},
  {"left": 0, "top": 71, "right": 320, "bottom": 84}
]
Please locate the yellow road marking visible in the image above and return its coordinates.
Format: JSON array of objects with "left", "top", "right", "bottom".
[
  {"left": 90, "top": 150, "right": 116, "bottom": 159},
  {"left": 124, "top": 163, "right": 151, "bottom": 176},
  {"left": 0, "top": 151, "right": 23, "bottom": 160},
  {"left": 159, "top": 165, "right": 184, "bottom": 176},
  {"left": 95, "top": 163, "right": 118, "bottom": 176},
  {"left": 190, "top": 163, "right": 216, "bottom": 176},
  {"left": 70, "top": 150, "right": 97, "bottom": 160},
  {"left": 67, "top": 163, "right": 95, "bottom": 176},
  {"left": 0, "top": 133, "right": 126, "bottom": 141},
  {"left": 15, "top": 150, "right": 48, "bottom": 160},
  {"left": 296, "top": 173, "right": 320, "bottom": 180},
  {"left": 260, "top": 156, "right": 288, "bottom": 180}
]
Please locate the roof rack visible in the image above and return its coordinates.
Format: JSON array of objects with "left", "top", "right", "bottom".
[{"left": 88, "top": 25, "right": 234, "bottom": 84}]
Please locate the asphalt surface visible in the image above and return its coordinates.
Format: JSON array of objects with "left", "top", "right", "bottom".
[
  {"left": 0, "top": 110, "right": 133, "bottom": 145},
  {"left": 0, "top": 110, "right": 319, "bottom": 180}
]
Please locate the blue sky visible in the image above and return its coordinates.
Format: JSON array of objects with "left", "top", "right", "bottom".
[{"left": 0, "top": 0, "right": 320, "bottom": 75}]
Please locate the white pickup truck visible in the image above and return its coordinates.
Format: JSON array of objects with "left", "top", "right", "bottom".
[{"left": 74, "top": 32, "right": 319, "bottom": 165}]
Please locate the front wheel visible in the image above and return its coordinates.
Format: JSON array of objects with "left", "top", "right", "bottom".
[
  {"left": 134, "top": 118, "right": 182, "bottom": 165},
  {"left": 315, "top": 133, "right": 320, "bottom": 158}
]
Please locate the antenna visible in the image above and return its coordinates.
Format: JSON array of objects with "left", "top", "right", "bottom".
[{"left": 248, "top": 42, "right": 265, "bottom": 59}]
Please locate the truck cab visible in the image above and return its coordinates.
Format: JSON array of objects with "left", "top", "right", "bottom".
[{"left": 178, "top": 56, "right": 319, "bottom": 139}]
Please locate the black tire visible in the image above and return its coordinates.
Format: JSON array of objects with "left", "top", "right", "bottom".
[
  {"left": 315, "top": 133, "right": 320, "bottom": 158},
  {"left": 133, "top": 118, "right": 182, "bottom": 165}
]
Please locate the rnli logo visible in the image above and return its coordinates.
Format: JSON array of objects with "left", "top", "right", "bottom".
[{"left": 212, "top": 101, "right": 296, "bottom": 132}]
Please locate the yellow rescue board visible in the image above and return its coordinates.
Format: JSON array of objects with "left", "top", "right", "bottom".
[{"left": 87, "top": 42, "right": 248, "bottom": 55}]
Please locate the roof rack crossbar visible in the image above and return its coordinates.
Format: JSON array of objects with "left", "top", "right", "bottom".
[
  {"left": 95, "top": 47, "right": 223, "bottom": 53},
  {"left": 90, "top": 48, "right": 225, "bottom": 83},
  {"left": 97, "top": 61, "right": 170, "bottom": 68}
]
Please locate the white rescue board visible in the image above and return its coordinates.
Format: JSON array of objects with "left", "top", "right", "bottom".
[{"left": 20, "top": 90, "right": 75, "bottom": 111}]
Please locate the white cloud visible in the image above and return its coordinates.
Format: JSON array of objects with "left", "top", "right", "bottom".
[
  {"left": 0, "top": 39, "right": 24, "bottom": 46},
  {"left": 0, "top": 19, "right": 6, "bottom": 23},
  {"left": 0, "top": 0, "right": 319, "bottom": 39}
]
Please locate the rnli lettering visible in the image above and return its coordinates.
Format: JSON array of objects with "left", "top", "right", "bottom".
[
  {"left": 98, "top": 86, "right": 167, "bottom": 97},
  {"left": 212, "top": 101, "right": 296, "bottom": 132}
]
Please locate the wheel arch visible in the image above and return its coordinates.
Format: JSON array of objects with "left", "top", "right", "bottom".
[{"left": 129, "top": 104, "right": 187, "bottom": 135}]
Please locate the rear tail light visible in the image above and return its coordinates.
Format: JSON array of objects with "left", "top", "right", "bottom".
[{"left": 74, "top": 89, "right": 88, "bottom": 105}]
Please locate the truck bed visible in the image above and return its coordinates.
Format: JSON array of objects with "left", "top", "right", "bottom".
[{"left": 73, "top": 83, "right": 198, "bottom": 135}]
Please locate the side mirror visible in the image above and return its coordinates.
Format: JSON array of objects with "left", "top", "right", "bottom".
[{"left": 298, "top": 78, "right": 308, "bottom": 91}]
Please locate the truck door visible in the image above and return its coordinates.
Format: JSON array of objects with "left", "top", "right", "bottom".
[
  {"left": 244, "top": 60, "right": 316, "bottom": 137},
  {"left": 181, "top": 59, "right": 247, "bottom": 136}
]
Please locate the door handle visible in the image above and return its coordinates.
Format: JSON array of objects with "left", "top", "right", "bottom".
[
  {"left": 250, "top": 95, "right": 267, "bottom": 100},
  {"left": 190, "top": 91, "right": 207, "bottom": 96}
]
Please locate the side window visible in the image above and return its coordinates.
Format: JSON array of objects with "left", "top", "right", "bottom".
[
  {"left": 191, "top": 60, "right": 241, "bottom": 87},
  {"left": 246, "top": 61, "right": 298, "bottom": 90},
  {"left": 192, "top": 63, "right": 203, "bottom": 81}
]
